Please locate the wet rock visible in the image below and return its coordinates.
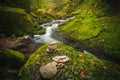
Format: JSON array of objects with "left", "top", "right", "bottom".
[
  {"left": 46, "top": 42, "right": 57, "bottom": 53},
  {"left": 40, "top": 61, "right": 58, "bottom": 79},
  {"left": 52, "top": 55, "right": 69, "bottom": 63}
]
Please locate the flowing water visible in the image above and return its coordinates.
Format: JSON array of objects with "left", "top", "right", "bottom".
[
  {"left": 32, "top": 17, "right": 109, "bottom": 60},
  {"left": 33, "top": 17, "right": 75, "bottom": 44}
]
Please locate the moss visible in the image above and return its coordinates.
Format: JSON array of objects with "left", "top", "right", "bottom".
[
  {"left": 0, "top": 7, "right": 34, "bottom": 37},
  {"left": 59, "top": 0, "right": 120, "bottom": 58},
  {"left": 31, "top": 11, "right": 59, "bottom": 24},
  {"left": 19, "top": 44, "right": 120, "bottom": 80},
  {"left": 33, "top": 22, "right": 45, "bottom": 35},
  {"left": 0, "top": 48, "right": 25, "bottom": 68},
  {"left": 0, "top": 48, "right": 25, "bottom": 80},
  {"left": 60, "top": 15, "right": 120, "bottom": 57}
]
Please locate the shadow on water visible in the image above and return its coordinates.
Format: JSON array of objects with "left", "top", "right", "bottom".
[
  {"left": 15, "top": 17, "right": 120, "bottom": 64},
  {"left": 64, "top": 36, "right": 120, "bottom": 64}
]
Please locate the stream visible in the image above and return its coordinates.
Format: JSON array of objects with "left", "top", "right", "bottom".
[{"left": 32, "top": 17, "right": 109, "bottom": 61}]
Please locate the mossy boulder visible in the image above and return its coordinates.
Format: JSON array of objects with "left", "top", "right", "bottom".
[
  {"left": 19, "top": 44, "right": 120, "bottom": 80},
  {"left": 0, "top": 48, "right": 25, "bottom": 68},
  {"left": 59, "top": 0, "right": 120, "bottom": 59},
  {"left": 0, "top": 48, "right": 25, "bottom": 80},
  {"left": 0, "top": 7, "right": 34, "bottom": 37}
]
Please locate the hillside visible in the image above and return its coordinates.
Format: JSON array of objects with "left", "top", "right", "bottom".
[{"left": 60, "top": 0, "right": 120, "bottom": 60}]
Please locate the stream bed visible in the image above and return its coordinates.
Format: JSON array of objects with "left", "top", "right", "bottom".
[
  {"left": 32, "top": 17, "right": 109, "bottom": 60},
  {"left": 15, "top": 17, "right": 110, "bottom": 61}
]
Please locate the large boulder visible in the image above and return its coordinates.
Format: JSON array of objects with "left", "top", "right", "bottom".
[
  {"left": 19, "top": 44, "right": 120, "bottom": 80},
  {"left": 40, "top": 61, "right": 57, "bottom": 79},
  {"left": 0, "top": 48, "right": 25, "bottom": 68},
  {"left": 0, "top": 48, "right": 25, "bottom": 80},
  {"left": 0, "top": 7, "right": 34, "bottom": 37}
]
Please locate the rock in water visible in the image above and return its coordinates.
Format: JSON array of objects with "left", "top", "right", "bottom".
[
  {"left": 40, "top": 61, "right": 58, "bottom": 79},
  {"left": 52, "top": 55, "right": 69, "bottom": 63},
  {"left": 46, "top": 42, "right": 57, "bottom": 53}
]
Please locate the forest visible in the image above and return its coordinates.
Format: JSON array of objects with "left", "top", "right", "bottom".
[{"left": 0, "top": 0, "right": 120, "bottom": 80}]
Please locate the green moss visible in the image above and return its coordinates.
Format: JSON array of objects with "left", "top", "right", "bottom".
[
  {"left": 83, "top": 16, "right": 120, "bottom": 57},
  {"left": 0, "top": 7, "right": 34, "bottom": 36},
  {"left": 0, "top": 48, "right": 25, "bottom": 68},
  {"left": 60, "top": 15, "right": 120, "bottom": 57},
  {"left": 59, "top": 0, "right": 120, "bottom": 58},
  {"left": 19, "top": 44, "right": 120, "bottom": 80},
  {"left": 60, "top": 16, "right": 103, "bottom": 40}
]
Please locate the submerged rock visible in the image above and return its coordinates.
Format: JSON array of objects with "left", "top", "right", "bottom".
[{"left": 40, "top": 61, "right": 58, "bottom": 79}]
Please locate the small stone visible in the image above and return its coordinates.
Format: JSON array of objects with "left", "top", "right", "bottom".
[
  {"left": 46, "top": 42, "right": 57, "bottom": 53},
  {"left": 52, "top": 55, "right": 69, "bottom": 63},
  {"left": 56, "top": 63, "right": 65, "bottom": 68},
  {"left": 40, "top": 61, "right": 58, "bottom": 79}
]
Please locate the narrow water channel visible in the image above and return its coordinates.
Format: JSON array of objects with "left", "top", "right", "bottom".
[{"left": 32, "top": 17, "right": 109, "bottom": 61}]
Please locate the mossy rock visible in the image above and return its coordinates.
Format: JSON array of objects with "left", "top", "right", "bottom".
[
  {"left": 59, "top": 15, "right": 120, "bottom": 58},
  {"left": 33, "top": 22, "right": 45, "bottom": 35},
  {"left": 59, "top": 0, "right": 120, "bottom": 58},
  {"left": 19, "top": 44, "right": 120, "bottom": 80},
  {"left": 0, "top": 7, "right": 34, "bottom": 37},
  {"left": 0, "top": 48, "right": 25, "bottom": 68}
]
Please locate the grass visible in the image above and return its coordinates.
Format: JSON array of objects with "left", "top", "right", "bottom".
[{"left": 19, "top": 44, "right": 120, "bottom": 80}]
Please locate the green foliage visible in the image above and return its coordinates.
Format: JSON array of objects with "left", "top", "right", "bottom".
[
  {"left": 0, "top": 48, "right": 25, "bottom": 68},
  {"left": 19, "top": 44, "right": 120, "bottom": 80},
  {"left": 31, "top": 0, "right": 83, "bottom": 18},
  {"left": 0, "top": 7, "right": 34, "bottom": 37}
]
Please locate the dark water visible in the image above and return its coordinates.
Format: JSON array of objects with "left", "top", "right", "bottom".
[
  {"left": 32, "top": 17, "right": 109, "bottom": 61},
  {"left": 15, "top": 17, "right": 119, "bottom": 63}
]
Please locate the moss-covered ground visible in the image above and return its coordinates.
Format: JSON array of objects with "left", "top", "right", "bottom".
[
  {"left": 59, "top": 0, "right": 120, "bottom": 59},
  {"left": 60, "top": 15, "right": 120, "bottom": 58},
  {"left": 0, "top": 48, "right": 25, "bottom": 80},
  {"left": 19, "top": 44, "right": 120, "bottom": 80}
]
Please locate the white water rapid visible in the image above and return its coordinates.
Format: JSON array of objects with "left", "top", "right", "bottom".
[{"left": 33, "top": 17, "right": 75, "bottom": 43}]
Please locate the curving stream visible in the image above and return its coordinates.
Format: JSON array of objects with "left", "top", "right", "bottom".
[
  {"left": 33, "top": 17, "right": 75, "bottom": 44},
  {"left": 32, "top": 17, "right": 109, "bottom": 61}
]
